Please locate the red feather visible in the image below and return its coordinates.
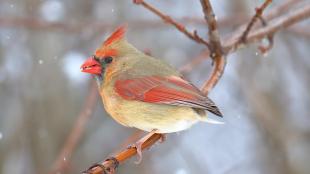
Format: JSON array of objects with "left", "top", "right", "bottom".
[
  {"left": 103, "top": 25, "right": 126, "bottom": 46},
  {"left": 94, "top": 25, "right": 127, "bottom": 58},
  {"left": 114, "top": 76, "right": 222, "bottom": 116}
]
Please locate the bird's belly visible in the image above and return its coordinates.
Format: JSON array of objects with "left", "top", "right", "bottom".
[{"left": 111, "top": 99, "right": 202, "bottom": 133}]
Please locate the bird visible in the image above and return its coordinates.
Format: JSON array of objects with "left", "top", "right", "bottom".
[{"left": 80, "top": 25, "right": 223, "bottom": 162}]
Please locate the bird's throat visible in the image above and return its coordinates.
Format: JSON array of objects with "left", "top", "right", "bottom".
[{"left": 94, "top": 74, "right": 104, "bottom": 87}]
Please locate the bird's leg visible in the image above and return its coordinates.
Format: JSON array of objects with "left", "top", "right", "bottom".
[{"left": 129, "top": 129, "right": 158, "bottom": 164}]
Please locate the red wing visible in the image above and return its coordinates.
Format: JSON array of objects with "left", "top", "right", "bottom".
[{"left": 114, "top": 76, "right": 222, "bottom": 116}]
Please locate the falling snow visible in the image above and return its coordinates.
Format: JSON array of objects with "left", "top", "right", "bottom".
[
  {"left": 0, "top": 132, "right": 3, "bottom": 140},
  {"left": 38, "top": 59, "right": 44, "bottom": 64}
]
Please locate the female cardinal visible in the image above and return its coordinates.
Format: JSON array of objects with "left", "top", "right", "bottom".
[{"left": 81, "top": 26, "right": 223, "bottom": 162}]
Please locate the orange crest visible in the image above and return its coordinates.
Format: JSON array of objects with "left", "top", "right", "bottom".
[
  {"left": 103, "top": 25, "right": 127, "bottom": 47},
  {"left": 95, "top": 25, "right": 127, "bottom": 58}
]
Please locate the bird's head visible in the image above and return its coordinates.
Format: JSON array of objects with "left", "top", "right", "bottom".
[{"left": 81, "top": 25, "right": 136, "bottom": 80}]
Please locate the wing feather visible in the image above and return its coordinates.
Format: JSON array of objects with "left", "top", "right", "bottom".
[{"left": 115, "top": 76, "right": 222, "bottom": 117}]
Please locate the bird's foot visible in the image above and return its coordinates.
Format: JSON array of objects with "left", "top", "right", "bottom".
[
  {"left": 126, "top": 139, "right": 145, "bottom": 164},
  {"left": 127, "top": 141, "right": 143, "bottom": 164},
  {"left": 132, "top": 141, "right": 143, "bottom": 164},
  {"left": 127, "top": 129, "right": 158, "bottom": 164}
]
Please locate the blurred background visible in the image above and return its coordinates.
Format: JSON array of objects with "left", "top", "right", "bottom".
[{"left": 0, "top": 0, "right": 309, "bottom": 173}]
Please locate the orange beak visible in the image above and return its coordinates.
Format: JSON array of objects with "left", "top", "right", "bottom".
[{"left": 80, "top": 57, "right": 102, "bottom": 75}]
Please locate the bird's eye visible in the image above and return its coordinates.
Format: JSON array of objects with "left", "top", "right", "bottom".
[{"left": 104, "top": 56, "right": 113, "bottom": 64}]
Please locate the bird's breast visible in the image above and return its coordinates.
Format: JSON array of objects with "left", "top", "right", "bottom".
[{"left": 100, "top": 81, "right": 131, "bottom": 127}]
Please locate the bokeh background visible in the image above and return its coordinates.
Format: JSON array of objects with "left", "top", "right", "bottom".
[{"left": 0, "top": 0, "right": 309, "bottom": 174}]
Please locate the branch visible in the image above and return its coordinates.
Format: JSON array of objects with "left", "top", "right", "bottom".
[
  {"left": 83, "top": 133, "right": 163, "bottom": 174},
  {"left": 179, "top": 0, "right": 307, "bottom": 73},
  {"left": 181, "top": 0, "right": 310, "bottom": 73},
  {"left": 288, "top": 26, "right": 310, "bottom": 38},
  {"left": 224, "top": 3, "right": 310, "bottom": 53},
  {"left": 238, "top": 0, "right": 272, "bottom": 43},
  {"left": 179, "top": 2, "right": 309, "bottom": 60},
  {"left": 133, "top": 0, "right": 210, "bottom": 49},
  {"left": 223, "top": 0, "right": 298, "bottom": 54},
  {"left": 0, "top": 16, "right": 240, "bottom": 33},
  {"left": 266, "top": 0, "right": 301, "bottom": 20},
  {"left": 199, "top": 0, "right": 225, "bottom": 95},
  {"left": 50, "top": 81, "right": 98, "bottom": 174},
  {"left": 237, "top": 0, "right": 274, "bottom": 55}
]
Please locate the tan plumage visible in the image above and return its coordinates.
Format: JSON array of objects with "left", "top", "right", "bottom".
[{"left": 81, "top": 26, "right": 223, "bottom": 134}]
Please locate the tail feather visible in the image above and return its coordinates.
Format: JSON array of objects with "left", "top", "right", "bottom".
[
  {"left": 199, "top": 115, "right": 225, "bottom": 125},
  {"left": 204, "top": 97, "right": 223, "bottom": 117}
]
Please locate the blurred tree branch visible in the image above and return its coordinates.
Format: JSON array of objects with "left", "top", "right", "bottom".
[
  {"left": 49, "top": 81, "right": 98, "bottom": 174},
  {"left": 288, "top": 25, "right": 310, "bottom": 38},
  {"left": 0, "top": 16, "right": 233, "bottom": 32}
]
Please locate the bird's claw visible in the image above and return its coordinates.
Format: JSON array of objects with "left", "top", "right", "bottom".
[
  {"left": 128, "top": 130, "right": 159, "bottom": 164},
  {"left": 127, "top": 142, "right": 143, "bottom": 164}
]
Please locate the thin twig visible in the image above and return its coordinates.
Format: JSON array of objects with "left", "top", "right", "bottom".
[
  {"left": 224, "top": 3, "right": 310, "bottom": 53},
  {"left": 238, "top": 0, "right": 273, "bottom": 43},
  {"left": 50, "top": 81, "right": 98, "bottom": 174},
  {"left": 199, "top": 0, "right": 226, "bottom": 95},
  {"left": 133, "top": 0, "right": 211, "bottom": 49},
  {"left": 228, "top": 0, "right": 299, "bottom": 42},
  {"left": 257, "top": 16, "right": 274, "bottom": 54},
  {"left": 224, "top": 0, "right": 303, "bottom": 53},
  {"left": 181, "top": 0, "right": 310, "bottom": 72},
  {"left": 179, "top": 0, "right": 306, "bottom": 73},
  {"left": 237, "top": 0, "right": 274, "bottom": 54}
]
